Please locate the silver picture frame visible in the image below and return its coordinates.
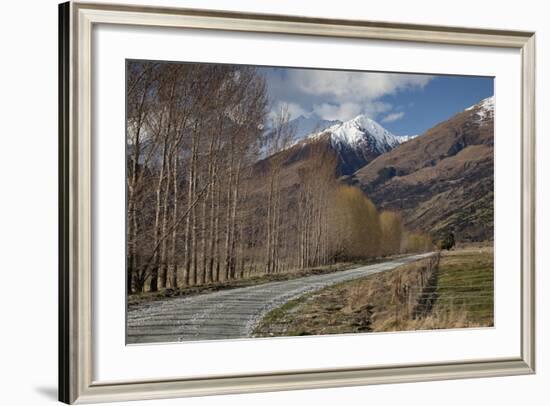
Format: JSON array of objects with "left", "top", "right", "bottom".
[{"left": 58, "top": 1, "right": 536, "bottom": 403}]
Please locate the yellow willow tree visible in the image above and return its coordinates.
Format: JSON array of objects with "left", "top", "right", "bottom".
[
  {"left": 403, "top": 232, "right": 434, "bottom": 253},
  {"left": 380, "top": 211, "right": 404, "bottom": 256},
  {"left": 329, "top": 185, "right": 381, "bottom": 261}
]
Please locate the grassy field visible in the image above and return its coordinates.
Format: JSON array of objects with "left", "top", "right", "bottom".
[
  {"left": 253, "top": 247, "right": 493, "bottom": 337},
  {"left": 425, "top": 246, "right": 493, "bottom": 328}
]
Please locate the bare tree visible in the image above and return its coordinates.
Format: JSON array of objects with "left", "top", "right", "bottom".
[
  {"left": 126, "top": 60, "right": 425, "bottom": 298},
  {"left": 264, "top": 104, "right": 295, "bottom": 273}
]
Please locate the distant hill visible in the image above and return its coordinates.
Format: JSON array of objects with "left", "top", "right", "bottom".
[{"left": 347, "top": 97, "right": 494, "bottom": 242}]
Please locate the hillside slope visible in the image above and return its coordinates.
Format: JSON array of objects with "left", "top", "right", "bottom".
[{"left": 348, "top": 97, "right": 494, "bottom": 242}]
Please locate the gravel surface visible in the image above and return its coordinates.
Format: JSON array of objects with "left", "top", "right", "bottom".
[{"left": 127, "top": 253, "right": 434, "bottom": 344}]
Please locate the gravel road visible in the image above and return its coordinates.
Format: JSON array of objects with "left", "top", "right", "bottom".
[{"left": 127, "top": 253, "right": 433, "bottom": 344}]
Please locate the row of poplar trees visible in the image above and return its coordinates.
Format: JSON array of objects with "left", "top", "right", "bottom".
[{"left": 126, "top": 61, "right": 432, "bottom": 294}]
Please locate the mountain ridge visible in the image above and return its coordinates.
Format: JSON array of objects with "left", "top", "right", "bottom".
[{"left": 347, "top": 96, "right": 494, "bottom": 242}]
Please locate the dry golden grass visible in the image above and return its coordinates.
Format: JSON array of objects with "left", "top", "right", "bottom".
[{"left": 254, "top": 247, "right": 493, "bottom": 337}]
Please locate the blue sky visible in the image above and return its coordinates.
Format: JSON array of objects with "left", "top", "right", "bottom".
[{"left": 261, "top": 67, "right": 494, "bottom": 136}]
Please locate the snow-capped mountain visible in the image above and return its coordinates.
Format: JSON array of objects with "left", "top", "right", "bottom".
[
  {"left": 261, "top": 113, "right": 421, "bottom": 175},
  {"left": 293, "top": 114, "right": 402, "bottom": 175},
  {"left": 315, "top": 114, "right": 400, "bottom": 151},
  {"left": 465, "top": 96, "right": 494, "bottom": 123}
]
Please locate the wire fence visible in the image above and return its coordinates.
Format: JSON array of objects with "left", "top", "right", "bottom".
[{"left": 390, "top": 252, "right": 493, "bottom": 328}]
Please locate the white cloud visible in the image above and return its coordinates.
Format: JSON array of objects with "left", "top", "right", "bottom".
[
  {"left": 313, "top": 102, "right": 361, "bottom": 121},
  {"left": 381, "top": 111, "right": 405, "bottom": 123},
  {"left": 313, "top": 100, "right": 392, "bottom": 121},
  {"left": 364, "top": 101, "right": 393, "bottom": 117},
  {"left": 266, "top": 68, "right": 433, "bottom": 123},
  {"left": 275, "top": 70, "right": 431, "bottom": 122},
  {"left": 289, "top": 71, "right": 432, "bottom": 101}
]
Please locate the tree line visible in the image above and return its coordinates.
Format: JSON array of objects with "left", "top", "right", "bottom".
[{"left": 126, "top": 61, "right": 433, "bottom": 294}]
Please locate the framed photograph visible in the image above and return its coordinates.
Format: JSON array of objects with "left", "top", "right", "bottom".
[{"left": 59, "top": 1, "right": 535, "bottom": 403}]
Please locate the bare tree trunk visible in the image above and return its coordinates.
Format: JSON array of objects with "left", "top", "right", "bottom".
[
  {"left": 214, "top": 177, "right": 222, "bottom": 282},
  {"left": 265, "top": 172, "right": 274, "bottom": 274},
  {"left": 159, "top": 152, "right": 172, "bottom": 289},
  {"left": 183, "top": 162, "right": 192, "bottom": 286},
  {"left": 314, "top": 201, "right": 322, "bottom": 267},
  {"left": 228, "top": 160, "right": 242, "bottom": 279},
  {"left": 304, "top": 202, "right": 311, "bottom": 268},
  {"left": 169, "top": 152, "right": 179, "bottom": 289},
  {"left": 150, "top": 135, "right": 169, "bottom": 292},
  {"left": 224, "top": 154, "right": 234, "bottom": 280},
  {"left": 191, "top": 170, "right": 198, "bottom": 286},
  {"left": 300, "top": 192, "right": 307, "bottom": 269},
  {"left": 127, "top": 197, "right": 138, "bottom": 294},
  {"left": 237, "top": 215, "right": 246, "bottom": 279},
  {"left": 272, "top": 180, "right": 281, "bottom": 273},
  {"left": 201, "top": 130, "right": 217, "bottom": 284},
  {"left": 207, "top": 161, "right": 217, "bottom": 283},
  {"left": 183, "top": 126, "right": 198, "bottom": 286},
  {"left": 200, "top": 189, "right": 208, "bottom": 285}
]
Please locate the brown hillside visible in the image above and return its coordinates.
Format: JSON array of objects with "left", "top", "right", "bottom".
[{"left": 348, "top": 99, "right": 494, "bottom": 242}]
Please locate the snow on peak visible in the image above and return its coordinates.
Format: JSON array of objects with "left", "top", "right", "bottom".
[
  {"left": 465, "top": 96, "right": 494, "bottom": 122},
  {"left": 480, "top": 95, "right": 495, "bottom": 109},
  {"left": 317, "top": 114, "right": 400, "bottom": 153},
  {"left": 465, "top": 96, "right": 494, "bottom": 112},
  {"left": 396, "top": 134, "right": 418, "bottom": 144}
]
